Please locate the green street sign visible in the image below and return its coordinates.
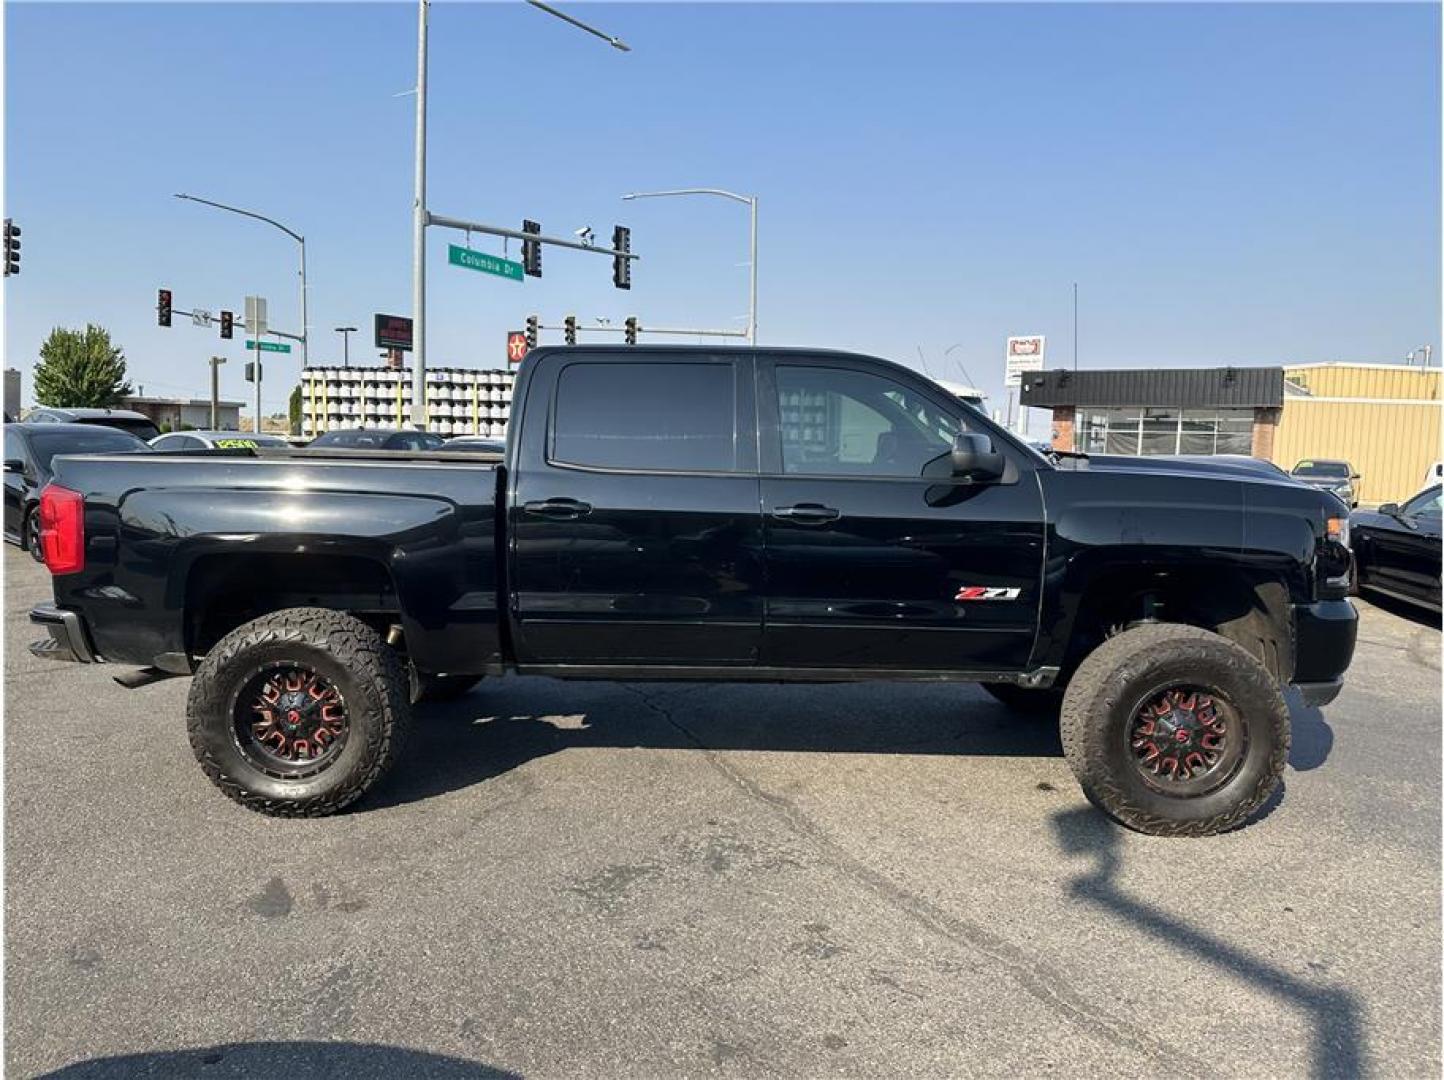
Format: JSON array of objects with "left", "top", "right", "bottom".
[
  {"left": 244, "top": 340, "right": 292, "bottom": 354},
  {"left": 449, "top": 245, "right": 524, "bottom": 282}
]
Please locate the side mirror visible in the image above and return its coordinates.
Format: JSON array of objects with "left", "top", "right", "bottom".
[
  {"left": 1351, "top": 473, "right": 1361, "bottom": 480},
  {"left": 3, "top": 458, "right": 24, "bottom": 475},
  {"left": 1379, "top": 503, "right": 1401, "bottom": 517},
  {"left": 950, "top": 433, "right": 1005, "bottom": 483}
]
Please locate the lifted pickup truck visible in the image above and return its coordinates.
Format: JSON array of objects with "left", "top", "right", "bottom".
[{"left": 30, "top": 347, "right": 1357, "bottom": 835}]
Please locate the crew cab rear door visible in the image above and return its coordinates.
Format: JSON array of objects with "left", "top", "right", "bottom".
[
  {"left": 757, "top": 354, "right": 1045, "bottom": 672},
  {"left": 509, "top": 351, "right": 763, "bottom": 666}
]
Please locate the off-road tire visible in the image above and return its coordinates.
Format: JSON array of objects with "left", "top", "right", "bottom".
[
  {"left": 981, "top": 682, "right": 1065, "bottom": 716},
  {"left": 24, "top": 507, "right": 44, "bottom": 562},
  {"left": 1059, "top": 623, "right": 1289, "bottom": 837},
  {"left": 410, "top": 672, "right": 482, "bottom": 704},
  {"left": 187, "top": 607, "right": 411, "bottom": 817}
]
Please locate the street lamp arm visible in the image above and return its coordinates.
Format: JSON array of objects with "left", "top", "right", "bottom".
[
  {"left": 524, "top": 0, "right": 630, "bottom": 51},
  {"left": 174, "top": 193, "right": 304, "bottom": 244},
  {"left": 623, "top": 188, "right": 753, "bottom": 206}
]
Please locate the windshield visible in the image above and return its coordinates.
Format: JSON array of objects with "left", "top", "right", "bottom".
[
  {"left": 1292, "top": 461, "right": 1350, "bottom": 479},
  {"left": 32, "top": 430, "right": 150, "bottom": 470},
  {"left": 79, "top": 416, "right": 161, "bottom": 440}
]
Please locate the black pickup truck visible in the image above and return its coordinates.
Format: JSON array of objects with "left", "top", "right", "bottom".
[{"left": 29, "top": 347, "right": 1357, "bottom": 835}]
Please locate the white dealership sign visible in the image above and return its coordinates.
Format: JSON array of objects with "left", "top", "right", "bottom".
[{"left": 1005, "top": 335, "right": 1046, "bottom": 388}]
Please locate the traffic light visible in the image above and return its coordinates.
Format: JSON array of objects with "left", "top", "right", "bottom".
[
  {"left": 521, "top": 220, "right": 542, "bottom": 278},
  {"left": 3, "top": 219, "right": 20, "bottom": 277},
  {"left": 612, "top": 225, "right": 631, "bottom": 290},
  {"left": 525, "top": 314, "right": 539, "bottom": 350},
  {"left": 564, "top": 315, "right": 577, "bottom": 346},
  {"left": 157, "top": 288, "right": 172, "bottom": 328},
  {"left": 624, "top": 316, "right": 638, "bottom": 346},
  {"left": 219, "top": 310, "right": 234, "bottom": 340}
]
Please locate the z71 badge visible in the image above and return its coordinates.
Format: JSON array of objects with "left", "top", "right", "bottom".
[{"left": 954, "top": 586, "right": 1021, "bottom": 601}]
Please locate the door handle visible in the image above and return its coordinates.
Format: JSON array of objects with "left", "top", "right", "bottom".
[
  {"left": 771, "top": 503, "right": 841, "bottom": 525},
  {"left": 523, "top": 497, "right": 592, "bottom": 519}
]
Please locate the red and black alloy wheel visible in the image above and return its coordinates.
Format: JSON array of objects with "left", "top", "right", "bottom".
[
  {"left": 1127, "top": 685, "right": 1246, "bottom": 797},
  {"left": 232, "top": 662, "right": 350, "bottom": 779}
]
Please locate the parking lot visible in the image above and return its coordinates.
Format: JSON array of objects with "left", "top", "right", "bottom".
[{"left": 3, "top": 543, "right": 1439, "bottom": 1078}]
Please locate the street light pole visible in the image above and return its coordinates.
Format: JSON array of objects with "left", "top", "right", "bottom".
[
  {"left": 409, "top": 0, "right": 628, "bottom": 429},
  {"left": 335, "top": 326, "right": 358, "bottom": 367},
  {"left": 173, "top": 193, "right": 308, "bottom": 366},
  {"left": 410, "top": 0, "right": 429, "bottom": 428},
  {"left": 622, "top": 188, "right": 758, "bottom": 345}
]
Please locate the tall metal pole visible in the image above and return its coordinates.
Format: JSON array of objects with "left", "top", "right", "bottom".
[
  {"left": 410, "top": 0, "right": 429, "bottom": 430},
  {"left": 748, "top": 196, "right": 758, "bottom": 345},
  {"left": 299, "top": 239, "right": 309, "bottom": 368},
  {"left": 1072, "top": 282, "right": 1078, "bottom": 371},
  {"left": 253, "top": 339, "right": 263, "bottom": 435},
  {"left": 209, "top": 357, "right": 225, "bottom": 429}
]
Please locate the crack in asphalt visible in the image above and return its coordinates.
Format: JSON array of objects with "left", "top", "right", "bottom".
[{"left": 619, "top": 683, "right": 1204, "bottom": 1076}]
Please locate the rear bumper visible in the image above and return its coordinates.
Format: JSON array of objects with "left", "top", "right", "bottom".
[
  {"left": 1289, "top": 599, "right": 1357, "bottom": 705},
  {"left": 29, "top": 605, "right": 100, "bottom": 663}
]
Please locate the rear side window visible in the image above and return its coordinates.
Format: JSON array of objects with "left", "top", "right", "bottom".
[{"left": 552, "top": 362, "right": 737, "bottom": 472}]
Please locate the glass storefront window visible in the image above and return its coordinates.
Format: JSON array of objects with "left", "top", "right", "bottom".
[{"left": 1077, "top": 407, "right": 1256, "bottom": 458}]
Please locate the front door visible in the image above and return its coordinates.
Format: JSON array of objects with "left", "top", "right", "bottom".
[
  {"left": 510, "top": 352, "right": 764, "bottom": 666},
  {"left": 758, "top": 356, "right": 1045, "bottom": 672}
]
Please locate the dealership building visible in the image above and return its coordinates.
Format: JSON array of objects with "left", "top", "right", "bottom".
[{"left": 1021, "top": 362, "right": 1441, "bottom": 505}]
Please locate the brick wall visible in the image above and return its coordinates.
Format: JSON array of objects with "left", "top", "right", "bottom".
[
  {"left": 1050, "top": 406, "right": 1076, "bottom": 451},
  {"left": 1251, "top": 407, "right": 1280, "bottom": 459}
]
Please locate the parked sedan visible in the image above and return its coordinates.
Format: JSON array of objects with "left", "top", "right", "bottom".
[
  {"left": 24, "top": 406, "right": 161, "bottom": 441},
  {"left": 443, "top": 435, "right": 506, "bottom": 454},
  {"left": 3, "top": 423, "right": 151, "bottom": 560},
  {"left": 1350, "top": 485, "right": 1442, "bottom": 613},
  {"left": 306, "top": 428, "right": 446, "bottom": 451},
  {"left": 150, "top": 430, "right": 291, "bottom": 451},
  {"left": 1291, "top": 459, "right": 1359, "bottom": 507}
]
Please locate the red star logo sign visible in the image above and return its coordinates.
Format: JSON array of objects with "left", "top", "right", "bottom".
[{"left": 507, "top": 331, "right": 528, "bottom": 364}]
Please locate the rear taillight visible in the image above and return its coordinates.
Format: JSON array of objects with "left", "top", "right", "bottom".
[{"left": 38, "top": 485, "right": 85, "bottom": 574}]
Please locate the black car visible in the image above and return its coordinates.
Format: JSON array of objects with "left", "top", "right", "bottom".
[
  {"left": 1350, "top": 485, "right": 1442, "bottom": 613},
  {"left": 306, "top": 428, "right": 445, "bottom": 451},
  {"left": 1291, "top": 459, "right": 1359, "bottom": 508},
  {"left": 3, "top": 423, "right": 151, "bottom": 560},
  {"left": 24, "top": 406, "right": 161, "bottom": 441}
]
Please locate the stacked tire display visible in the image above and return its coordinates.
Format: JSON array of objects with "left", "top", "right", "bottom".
[{"left": 299, "top": 366, "right": 515, "bottom": 437}]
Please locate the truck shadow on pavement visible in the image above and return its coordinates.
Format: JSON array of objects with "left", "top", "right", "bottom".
[
  {"left": 39, "top": 1041, "right": 516, "bottom": 1079},
  {"left": 370, "top": 680, "right": 1330, "bottom": 813},
  {"left": 1051, "top": 806, "right": 1365, "bottom": 1079},
  {"left": 369, "top": 681, "right": 1065, "bottom": 810}
]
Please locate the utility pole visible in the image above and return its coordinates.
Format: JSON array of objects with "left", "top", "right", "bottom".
[
  {"left": 1072, "top": 282, "right": 1079, "bottom": 371},
  {"left": 209, "top": 357, "right": 226, "bottom": 429},
  {"left": 410, "top": 0, "right": 429, "bottom": 427}
]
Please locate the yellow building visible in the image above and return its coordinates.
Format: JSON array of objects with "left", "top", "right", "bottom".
[{"left": 1277, "top": 364, "right": 1441, "bottom": 505}]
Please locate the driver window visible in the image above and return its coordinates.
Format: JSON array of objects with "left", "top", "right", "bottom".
[
  {"left": 776, "top": 365, "right": 965, "bottom": 478},
  {"left": 1404, "top": 487, "right": 1443, "bottom": 521}
]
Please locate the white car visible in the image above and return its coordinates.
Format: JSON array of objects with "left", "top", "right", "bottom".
[{"left": 150, "top": 430, "right": 292, "bottom": 451}]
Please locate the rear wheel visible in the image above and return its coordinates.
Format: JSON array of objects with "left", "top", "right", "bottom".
[
  {"left": 1059, "top": 623, "right": 1288, "bottom": 837},
  {"left": 187, "top": 607, "right": 411, "bottom": 817},
  {"left": 24, "top": 507, "right": 43, "bottom": 562},
  {"left": 980, "top": 682, "right": 1065, "bottom": 717}
]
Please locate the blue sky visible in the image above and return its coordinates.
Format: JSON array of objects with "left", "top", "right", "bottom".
[{"left": 5, "top": 2, "right": 1440, "bottom": 420}]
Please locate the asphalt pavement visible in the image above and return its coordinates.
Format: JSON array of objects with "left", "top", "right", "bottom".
[{"left": 4, "top": 544, "right": 1440, "bottom": 1078}]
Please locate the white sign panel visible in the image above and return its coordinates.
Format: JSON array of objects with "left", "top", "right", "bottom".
[
  {"left": 244, "top": 295, "right": 268, "bottom": 337},
  {"left": 191, "top": 308, "right": 213, "bottom": 328},
  {"left": 1005, "top": 335, "right": 1046, "bottom": 388}
]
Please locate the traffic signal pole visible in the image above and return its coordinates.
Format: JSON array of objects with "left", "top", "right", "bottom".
[{"left": 408, "top": 0, "right": 629, "bottom": 429}]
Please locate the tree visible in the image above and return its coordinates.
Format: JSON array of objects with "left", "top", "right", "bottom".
[
  {"left": 33, "top": 325, "right": 132, "bottom": 408},
  {"left": 288, "top": 385, "right": 302, "bottom": 436}
]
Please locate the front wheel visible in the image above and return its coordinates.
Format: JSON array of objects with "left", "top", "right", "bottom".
[
  {"left": 1059, "top": 623, "right": 1289, "bottom": 837},
  {"left": 187, "top": 607, "right": 412, "bottom": 817}
]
